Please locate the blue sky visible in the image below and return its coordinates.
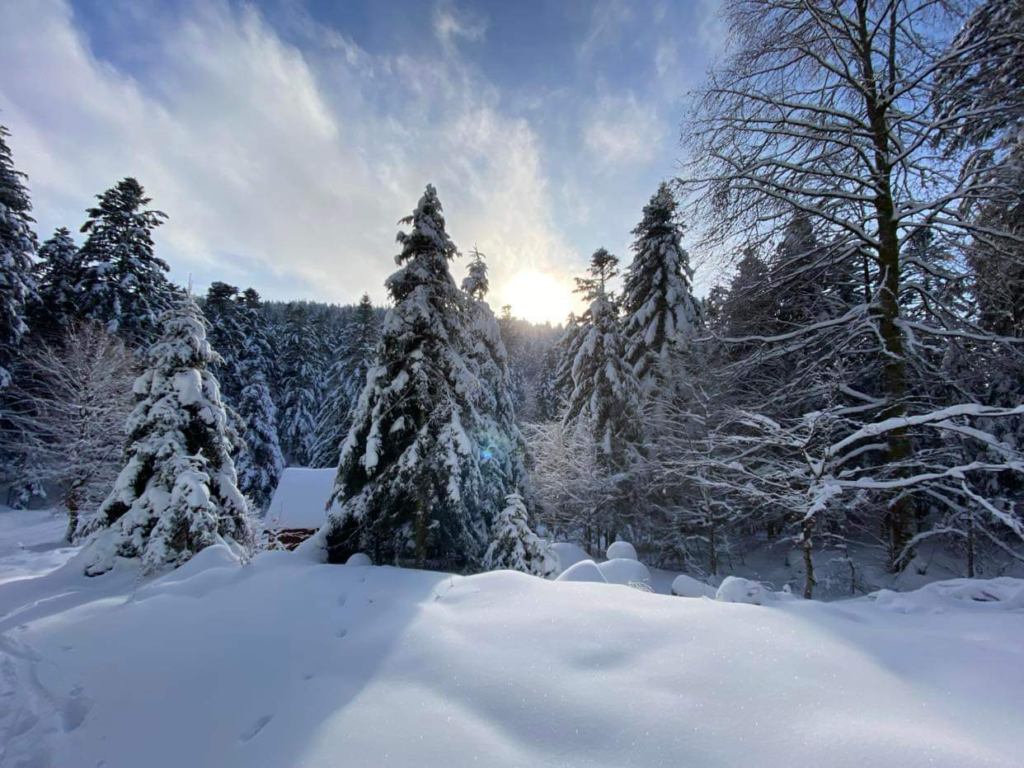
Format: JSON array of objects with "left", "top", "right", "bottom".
[{"left": 0, "top": 0, "right": 725, "bottom": 322}]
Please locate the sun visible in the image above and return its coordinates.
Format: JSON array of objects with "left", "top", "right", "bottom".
[{"left": 498, "top": 271, "right": 578, "bottom": 325}]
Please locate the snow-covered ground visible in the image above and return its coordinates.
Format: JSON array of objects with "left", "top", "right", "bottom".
[{"left": 1, "top": 509, "right": 1022, "bottom": 767}]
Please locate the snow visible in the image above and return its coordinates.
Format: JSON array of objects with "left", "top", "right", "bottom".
[
  {"left": 715, "top": 576, "right": 774, "bottom": 605},
  {"left": 549, "top": 542, "right": 590, "bottom": 574},
  {"left": 555, "top": 559, "right": 608, "bottom": 583},
  {"left": 345, "top": 553, "right": 372, "bottom": 566},
  {"left": 605, "top": 540, "right": 638, "bottom": 560},
  {"left": 671, "top": 573, "right": 718, "bottom": 598},
  {"left": 265, "top": 468, "right": 340, "bottom": 530},
  {"left": 1, "top": 513, "right": 1023, "bottom": 767},
  {"left": 597, "top": 557, "right": 651, "bottom": 587}
]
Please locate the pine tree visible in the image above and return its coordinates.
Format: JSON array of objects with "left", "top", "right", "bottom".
[
  {"left": 461, "top": 249, "right": 529, "bottom": 521},
  {"left": 77, "top": 178, "right": 173, "bottom": 346},
  {"left": 31, "top": 228, "right": 85, "bottom": 342},
  {"left": 278, "top": 302, "right": 322, "bottom": 465},
  {"left": 325, "top": 185, "right": 486, "bottom": 569},
  {"left": 233, "top": 288, "right": 284, "bottom": 511},
  {"left": 551, "top": 312, "right": 583, "bottom": 415},
  {"left": 622, "top": 182, "right": 702, "bottom": 401},
  {"left": 0, "top": 125, "right": 37, "bottom": 391},
  {"left": 483, "top": 493, "right": 556, "bottom": 578},
  {"left": 312, "top": 293, "right": 380, "bottom": 469},
  {"left": 564, "top": 290, "right": 644, "bottom": 469},
  {"left": 78, "top": 295, "right": 251, "bottom": 576},
  {"left": 202, "top": 282, "right": 246, "bottom": 405}
]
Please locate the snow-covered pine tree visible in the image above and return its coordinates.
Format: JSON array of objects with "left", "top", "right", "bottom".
[
  {"left": 77, "top": 178, "right": 173, "bottom": 347},
  {"left": 77, "top": 294, "right": 251, "bottom": 576},
  {"left": 551, "top": 312, "right": 583, "bottom": 415},
  {"left": 325, "top": 184, "right": 486, "bottom": 569},
  {"left": 461, "top": 248, "right": 529, "bottom": 522},
  {"left": 0, "top": 124, "right": 37, "bottom": 391},
  {"left": 278, "top": 302, "right": 322, "bottom": 466},
  {"left": 311, "top": 293, "right": 380, "bottom": 468},
  {"left": 233, "top": 288, "right": 284, "bottom": 512},
  {"left": 31, "top": 228, "right": 84, "bottom": 343},
  {"left": 622, "top": 182, "right": 702, "bottom": 402},
  {"left": 482, "top": 492, "right": 556, "bottom": 578},
  {"left": 563, "top": 249, "right": 644, "bottom": 537},
  {"left": 202, "top": 282, "right": 246, "bottom": 406}
]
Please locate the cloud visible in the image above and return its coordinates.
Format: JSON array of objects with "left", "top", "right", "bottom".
[
  {"left": 433, "top": 0, "right": 487, "bottom": 55},
  {"left": 0, "top": 0, "right": 578, "bottom": 309},
  {"left": 583, "top": 93, "right": 666, "bottom": 170},
  {"left": 575, "top": 0, "right": 632, "bottom": 61}
]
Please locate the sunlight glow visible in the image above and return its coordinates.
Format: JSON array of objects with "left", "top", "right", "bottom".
[{"left": 498, "top": 271, "right": 578, "bottom": 325}]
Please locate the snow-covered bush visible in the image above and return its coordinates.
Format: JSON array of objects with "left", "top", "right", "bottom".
[
  {"left": 346, "top": 553, "right": 372, "bottom": 567},
  {"left": 548, "top": 542, "right": 588, "bottom": 576},
  {"left": 598, "top": 558, "right": 651, "bottom": 587},
  {"left": 555, "top": 559, "right": 608, "bottom": 583},
  {"left": 483, "top": 493, "right": 557, "bottom": 578},
  {"left": 606, "top": 541, "right": 638, "bottom": 561},
  {"left": 715, "top": 576, "right": 773, "bottom": 606},
  {"left": 77, "top": 295, "right": 251, "bottom": 576},
  {"left": 671, "top": 574, "right": 716, "bottom": 598}
]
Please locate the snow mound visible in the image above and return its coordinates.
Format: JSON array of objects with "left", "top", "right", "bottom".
[
  {"left": 346, "top": 552, "right": 372, "bottom": 567},
  {"left": 869, "top": 577, "right": 1024, "bottom": 614},
  {"left": 715, "top": 576, "right": 773, "bottom": 605},
  {"left": 555, "top": 559, "right": 608, "bottom": 583},
  {"left": 597, "top": 558, "right": 651, "bottom": 587},
  {"left": 671, "top": 574, "right": 717, "bottom": 598},
  {"left": 605, "top": 541, "right": 637, "bottom": 561},
  {"left": 549, "top": 542, "right": 590, "bottom": 575}
]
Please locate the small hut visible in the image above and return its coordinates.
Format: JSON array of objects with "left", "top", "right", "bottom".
[{"left": 264, "top": 468, "right": 340, "bottom": 549}]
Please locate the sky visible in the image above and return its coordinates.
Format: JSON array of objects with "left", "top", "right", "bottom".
[{"left": 0, "top": 0, "right": 725, "bottom": 323}]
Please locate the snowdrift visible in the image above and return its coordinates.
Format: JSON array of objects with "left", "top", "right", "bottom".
[{"left": 0, "top": 532, "right": 1022, "bottom": 767}]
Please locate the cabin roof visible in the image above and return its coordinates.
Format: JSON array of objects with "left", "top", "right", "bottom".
[{"left": 265, "top": 468, "right": 340, "bottom": 530}]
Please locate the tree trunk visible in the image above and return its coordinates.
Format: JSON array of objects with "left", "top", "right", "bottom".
[
  {"left": 857, "top": 0, "right": 914, "bottom": 571},
  {"left": 966, "top": 508, "right": 975, "bottom": 578},
  {"left": 707, "top": 514, "right": 718, "bottom": 576},
  {"left": 802, "top": 519, "right": 816, "bottom": 600},
  {"left": 414, "top": 498, "right": 426, "bottom": 569}
]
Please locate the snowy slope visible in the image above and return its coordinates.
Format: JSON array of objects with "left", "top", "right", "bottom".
[{"left": 0, "top": 514, "right": 1022, "bottom": 767}]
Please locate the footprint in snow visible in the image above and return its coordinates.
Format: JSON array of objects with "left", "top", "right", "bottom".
[
  {"left": 303, "top": 673, "right": 315, "bottom": 681},
  {"left": 337, "top": 594, "right": 347, "bottom": 607},
  {"left": 240, "top": 715, "right": 273, "bottom": 743},
  {"left": 336, "top": 628, "right": 348, "bottom": 639}
]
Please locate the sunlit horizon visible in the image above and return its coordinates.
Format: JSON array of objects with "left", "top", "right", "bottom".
[{"left": 496, "top": 270, "right": 581, "bottom": 326}]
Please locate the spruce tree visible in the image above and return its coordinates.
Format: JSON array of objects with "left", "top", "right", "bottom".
[
  {"left": 312, "top": 293, "right": 380, "bottom": 468},
  {"left": 78, "top": 178, "right": 173, "bottom": 346},
  {"left": 233, "top": 288, "right": 283, "bottom": 511},
  {"left": 461, "top": 249, "right": 529, "bottom": 521},
  {"left": 325, "top": 185, "right": 486, "bottom": 569},
  {"left": 483, "top": 493, "right": 556, "bottom": 578},
  {"left": 622, "top": 183, "right": 702, "bottom": 400},
  {"left": 0, "top": 125, "right": 37, "bottom": 391},
  {"left": 551, "top": 312, "right": 583, "bottom": 415},
  {"left": 278, "top": 302, "right": 322, "bottom": 465},
  {"left": 564, "top": 249, "right": 643, "bottom": 471},
  {"left": 32, "top": 228, "right": 84, "bottom": 342},
  {"left": 203, "top": 282, "right": 246, "bottom": 405},
  {"left": 78, "top": 295, "right": 251, "bottom": 576}
]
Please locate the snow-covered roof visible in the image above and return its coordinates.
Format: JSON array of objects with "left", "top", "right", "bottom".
[{"left": 265, "top": 468, "right": 339, "bottom": 530}]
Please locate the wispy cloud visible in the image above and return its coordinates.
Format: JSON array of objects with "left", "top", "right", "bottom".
[
  {"left": 0, "top": 0, "right": 576, "bottom": 306},
  {"left": 433, "top": 0, "right": 487, "bottom": 56},
  {"left": 583, "top": 93, "right": 666, "bottom": 170}
]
